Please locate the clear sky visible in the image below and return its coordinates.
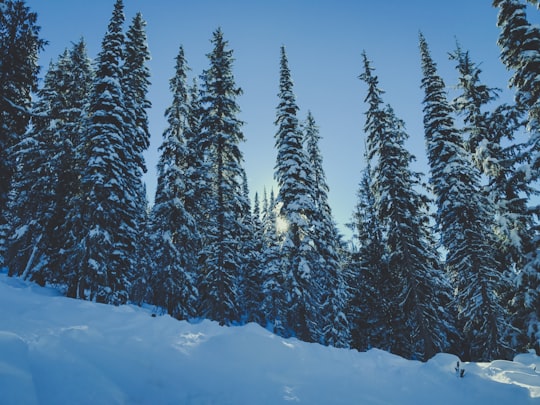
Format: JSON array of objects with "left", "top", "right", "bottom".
[{"left": 25, "top": 0, "right": 521, "bottom": 238}]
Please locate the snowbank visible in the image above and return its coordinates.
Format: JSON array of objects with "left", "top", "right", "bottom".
[{"left": 0, "top": 272, "right": 538, "bottom": 404}]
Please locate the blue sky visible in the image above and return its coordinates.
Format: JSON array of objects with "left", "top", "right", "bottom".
[{"left": 26, "top": 0, "right": 517, "bottom": 237}]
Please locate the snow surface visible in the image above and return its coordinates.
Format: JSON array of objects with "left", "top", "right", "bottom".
[{"left": 0, "top": 270, "right": 539, "bottom": 405}]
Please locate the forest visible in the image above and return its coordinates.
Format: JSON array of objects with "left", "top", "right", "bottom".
[{"left": 0, "top": 0, "right": 539, "bottom": 363}]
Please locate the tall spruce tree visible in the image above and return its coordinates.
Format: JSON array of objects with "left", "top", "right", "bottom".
[
  {"left": 197, "top": 28, "right": 247, "bottom": 325},
  {"left": 122, "top": 11, "right": 152, "bottom": 302},
  {"left": 420, "top": 33, "right": 510, "bottom": 361},
  {"left": 49, "top": 39, "right": 94, "bottom": 291},
  {"left": 360, "top": 53, "right": 455, "bottom": 360},
  {"left": 6, "top": 41, "right": 93, "bottom": 286},
  {"left": 148, "top": 45, "right": 198, "bottom": 319},
  {"left": 185, "top": 78, "right": 212, "bottom": 231},
  {"left": 5, "top": 57, "right": 60, "bottom": 283},
  {"left": 274, "top": 46, "right": 320, "bottom": 341},
  {"left": 64, "top": 0, "right": 137, "bottom": 304},
  {"left": 303, "top": 111, "right": 350, "bottom": 348},
  {"left": 0, "top": 0, "right": 46, "bottom": 265},
  {"left": 450, "top": 45, "right": 536, "bottom": 352},
  {"left": 493, "top": 0, "right": 540, "bottom": 354}
]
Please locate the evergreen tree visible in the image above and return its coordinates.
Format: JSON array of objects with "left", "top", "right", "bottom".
[
  {"left": 197, "top": 28, "right": 247, "bottom": 325},
  {"left": 5, "top": 58, "right": 59, "bottom": 283},
  {"left": 122, "top": 11, "right": 152, "bottom": 302},
  {"left": 419, "top": 33, "right": 510, "bottom": 361},
  {"left": 185, "top": 78, "right": 212, "bottom": 231},
  {"left": 274, "top": 46, "right": 319, "bottom": 341},
  {"left": 304, "top": 111, "right": 350, "bottom": 348},
  {"left": 49, "top": 39, "right": 94, "bottom": 291},
  {"left": 348, "top": 164, "right": 388, "bottom": 352},
  {"left": 493, "top": 0, "right": 540, "bottom": 354},
  {"left": 64, "top": 0, "right": 136, "bottom": 304},
  {"left": 0, "top": 0, "right": 46, "bottom": 265},
  {"left": 236, "top": 172, "right": 262, "bottom": 323},
  {"left": 260, "top": 188, "right": 287, "bottom": 336},
  {"left": 450, "top": 45, "right": 536, "bottom": 352},
  {"left": 6, "top": 41, "right": 93, "bottom": 287},
  {"left": 360, "top": 53, "right": 455, "bottom": 360},
  {"left": 243, "top": 191, "right": 265, "bottom": 324},
  {"left": 148, "top": 45, "right": 198, "bottom": 319}
]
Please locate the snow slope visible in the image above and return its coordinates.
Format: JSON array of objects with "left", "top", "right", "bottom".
[{"left": 0, "top": 271, "right": 538, "bottom": 405}]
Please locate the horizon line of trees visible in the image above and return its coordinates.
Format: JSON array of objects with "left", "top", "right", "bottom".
[{"left": 0, "top": 0, "right": 538, "bottom": 362}]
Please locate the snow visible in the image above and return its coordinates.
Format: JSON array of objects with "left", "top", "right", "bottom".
[{"left": 0, "top": 270, "right": 539, "bottom": 404}]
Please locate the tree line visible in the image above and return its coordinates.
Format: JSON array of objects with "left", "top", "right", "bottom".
[{"left": 0, "top": 0, "right": 538, "bottom": 362}]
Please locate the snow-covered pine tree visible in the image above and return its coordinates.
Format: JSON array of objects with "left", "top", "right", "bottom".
[
  {"left": 148, "top": 45, "right": 198, "bottom": 319},
  {"left": 303, "top": 111, "right": 351, "bottom": 348},
  {"left": 420, "top": 33, "right": 510, "bottom": 361},
  {"left": 237, "top": 172, "right": 263, "bottom": 324},
  {"left": 243, "top": 191, "right": 265, "bottom": 324},
  {"left": 348, "top": 163, "right": 389, "bottom": 352},
  {"left": 0, "top": 0, "right": 46, "bottom": 266},
  {"left": 493, "top": 0, "right": 540, "bottom": 354},
  {"left": 197, "top": 28, "right": 247, "bottom": 325},
  {"left": 63, "top": 0, "right": 136, "bottom": 304},
  {"left": 185, "top": 78, "right": 212, "bottom": 232},
  {"left": 122, "top": 11, "right": 152, "bottom": 302},
  {"left": 48, "top": 39, "right": 94, "bottom": 291},
  {"left": 360, "top": 52, "right": 455, "bottom": 360},
  {"left": 5, "top": 57, "right": 60, "bottom": 283},
  {"left": 450, "top": 44, "right": 536, "bottom": 353},
  {"left": 260, "top": 188, "right": 287, "bottom": 336},
  {"left": 6, "top": 40, "right": 93, "bottom": 286},
  {"left": 273, "top": 46, "right": 320, "bottom": 341}
]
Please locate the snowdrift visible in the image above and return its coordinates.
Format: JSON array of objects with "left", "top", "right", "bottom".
[{"left": 0, "top": 271, "right": 538, "bottom": 404}]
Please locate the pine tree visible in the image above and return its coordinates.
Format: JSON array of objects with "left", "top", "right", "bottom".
[
  {"left": 64, "top": 0, "right": 136, "bottom": 304},
  {"left": 349, "top": 164, "right": 388, "bottom": 352},
  {"left": 5, "top": 58, "right": 59, "bottom": 283},
  {"left": 185, "top": 78, "right": 212, "bottom": 231},
  {"left": 0, "top": 0, "right": 46, "bottom": 265},
  {"left": 360, "top": 52, "right": 455, "bottom": 360},
  {"left": 5, "top": 41, "right": 93, "bottom": 286},
  {"left": 420, "top": 33, "right": 510, "bottom": 361},
  {"left": 273, "top": 46, "right": 319, "bottom": 341},
  {"left": 48, "top": 39, "right": 94, "bottom": 291},
  {"left": 122, "top": 11, "right": 152, "bottom": 302},
  {"left": 260, "top": 188, "right": 287, "bottom": 336},
  {"left": 243, "top": 191, "right": 265, "bottom": 324},
  {"left": 236, "top": 172, "right": 262, "bottom": 324},
  {"left": 450, "top": 45, "right": 537, "bottom": 352},
  {"left": 197, "top": 28, "right": 247, "bottom": 325},
  {"left": 493, "top": 0, "right": 540, "bottom": 354},
  {"left": 148, "top": 45, "right": 198, "bottom": 319},
  {"left": 303, "top": 111, "right": 350, "bottom": 348}
]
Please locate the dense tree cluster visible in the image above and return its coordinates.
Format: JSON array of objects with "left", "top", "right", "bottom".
[{"left": 1, "top": 0, "right": 539, "bottom": 361}]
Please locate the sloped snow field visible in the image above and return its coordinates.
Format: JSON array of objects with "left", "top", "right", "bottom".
[{"left": 0, "top": 271, "right": 538, "bottom": 404}]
